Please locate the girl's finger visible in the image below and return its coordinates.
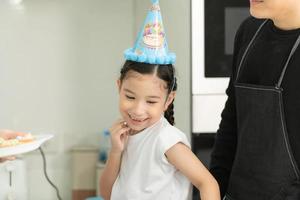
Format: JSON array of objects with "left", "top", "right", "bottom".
[
  {"left": 111, "top": 122, "right": 129, "bottom": 135},
  {"left": 109, "top": 120, "right": 126, "bottom": 133},
  {"left": 116, "top": 127, "right": 131, "bottom": 137}
]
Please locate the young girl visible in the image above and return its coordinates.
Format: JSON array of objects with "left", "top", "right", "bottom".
[{"left": 99, "top": 60, "right": 220, "bottom": 200}]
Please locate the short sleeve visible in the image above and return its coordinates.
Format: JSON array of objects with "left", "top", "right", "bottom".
[{"left": 157, "top": 126, "right": 191, "bottom": 165}]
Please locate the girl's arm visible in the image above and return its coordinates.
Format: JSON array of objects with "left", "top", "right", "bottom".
[
  {"left": 99, "top": 120, "right": 130, "bottom": 200},
  {"left": 99, "top": 151, "right": 122, "bottom": 200},
  {"left": 166, "top": 143, "right": 221, "bottom": 200}
]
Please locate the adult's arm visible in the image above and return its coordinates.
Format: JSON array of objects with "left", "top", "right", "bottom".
[
  {"left": 209, "top": 77, "right": 237, "bottom": 197},
  {"left": 209, "top": 17, "right": 262, "bottom": 197}
]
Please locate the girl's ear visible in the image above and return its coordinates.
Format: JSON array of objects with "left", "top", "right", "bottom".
[
  {"left": 164, "top": 91, "right": 176, "bottom": 111},
  {"left": 117, "top": 79, "right": 121, "bottom": 93}
]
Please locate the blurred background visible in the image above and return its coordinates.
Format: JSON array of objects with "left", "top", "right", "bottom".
[
  {"left": 0, "top": 0, "right": 251, "bottom": 199},
  {"left": 0, "top": 0, "right": 191, "bottom": 199}
]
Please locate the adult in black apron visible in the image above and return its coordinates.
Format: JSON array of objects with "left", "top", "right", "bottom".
[{"left": 224, "top": 20, "right": 300, "bottom": 200}]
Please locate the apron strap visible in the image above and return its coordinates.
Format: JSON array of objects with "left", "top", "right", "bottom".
[
  {"left": 276, "top": 34, "right": 300, "bottom": 88},
  {"left": 235, "top": 19, "right": 269, "bottom": 83}
]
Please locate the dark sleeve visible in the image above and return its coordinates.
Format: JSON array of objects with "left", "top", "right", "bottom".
[
  {"left": 209, "top": 17, "right": 249, "bottom": 197},
  {"left": 209, "top": 17, "right": 265, "bottom": 197},
  {"left": 209, "top": 77, "right": 237, "bottom": 197}
]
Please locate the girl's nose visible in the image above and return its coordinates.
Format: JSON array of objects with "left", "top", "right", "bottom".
[{"left": 132, "top": 102, "right": 145, "bottom": 116}]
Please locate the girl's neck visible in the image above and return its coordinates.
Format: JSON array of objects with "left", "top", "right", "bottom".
[
  {"left": 129, "top": 129, "right": 140, "bottom": 135},
  {"left": 272, "top": 7, "right": 300, "bottom": 30}
]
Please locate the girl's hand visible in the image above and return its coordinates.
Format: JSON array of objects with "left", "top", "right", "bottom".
[{"left": 109, "top": 119, "right": 131, "bottom": 154}]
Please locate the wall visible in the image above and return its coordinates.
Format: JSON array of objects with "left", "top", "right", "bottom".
[
  {"left": 0, "top": 0, "right": 191, "bottom": 199},
  {"left": 0, "top": 0, "right": 134, "bottom": 199}
]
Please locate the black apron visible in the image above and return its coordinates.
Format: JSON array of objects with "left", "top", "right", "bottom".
[{"left": 224, "top": 20, "right": 300, "bottom": 200}]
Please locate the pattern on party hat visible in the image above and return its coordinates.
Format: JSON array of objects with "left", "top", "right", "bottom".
[{"left": 124, "top": 0, "right": 176, "bottom": 65}]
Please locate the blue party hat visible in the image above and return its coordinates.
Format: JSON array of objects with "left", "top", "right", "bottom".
[{"left": 124, "top": 0, "right": 176, "bottom": 65}]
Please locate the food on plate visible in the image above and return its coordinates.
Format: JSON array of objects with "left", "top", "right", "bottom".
[
  {"left": 17, "top": 133, "right": 34, "bottom": 143},
  {"left": 0, "top": 133, "right": 34, "bottom": 148}
]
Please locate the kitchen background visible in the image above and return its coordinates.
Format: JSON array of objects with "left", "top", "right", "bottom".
[
  {"left": 0, "top": 0, "right": 250, "bottom": 199},
  {"left": 0, "top": 0, "right": 190, "bottom": 199}
]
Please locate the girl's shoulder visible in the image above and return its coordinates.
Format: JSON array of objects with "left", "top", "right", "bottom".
[
  {"left": 159, "top": 118, "right": 186, "bottom": 136},
  {"left": 156, "top": 118, "right": 191, "bottom": 153}
]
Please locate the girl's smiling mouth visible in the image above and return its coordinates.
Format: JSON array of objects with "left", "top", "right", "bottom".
[{"left": 128, "top": 114, "right": 148, "bottom": 123}]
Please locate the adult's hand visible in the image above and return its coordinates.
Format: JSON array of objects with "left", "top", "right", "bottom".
[{"left": 0, "top": 129, "right": 27, "bottom": 140}]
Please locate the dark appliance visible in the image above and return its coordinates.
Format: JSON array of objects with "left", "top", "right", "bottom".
[{"left": 205, "top": 0, "right": 250, "bottom": 77}]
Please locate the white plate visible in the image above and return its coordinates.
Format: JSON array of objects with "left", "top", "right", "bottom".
[{"left": 0, "top": 134, "right": 54, "bottom": 157}]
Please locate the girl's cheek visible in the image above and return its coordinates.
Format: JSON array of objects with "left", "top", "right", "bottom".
[{"left": 120, "top": 99, "right": 132, "bottom": 110}]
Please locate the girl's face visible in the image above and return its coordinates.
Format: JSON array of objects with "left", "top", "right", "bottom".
[
  {"left": 249, "top": 0, "right": 299, "bottom": 25},
  {"left": 118, "top": 71, "right": 175, "bottom": 132}
]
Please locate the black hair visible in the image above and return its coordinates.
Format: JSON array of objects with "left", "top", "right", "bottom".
[{"left": 119, "top": 60, "right": 177, "bottom": 125}]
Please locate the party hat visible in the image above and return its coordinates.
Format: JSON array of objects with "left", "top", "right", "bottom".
[{"left": 124, "top": 0, "right": 176, "bottom": 65}]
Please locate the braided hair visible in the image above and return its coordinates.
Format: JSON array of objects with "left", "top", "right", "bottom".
[{"left": 119, "top": 60, "right": 177, "bottom": 125}]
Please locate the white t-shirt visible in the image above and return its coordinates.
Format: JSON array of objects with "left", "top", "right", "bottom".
[{"left": 111, "top": 116, "right": 191, "bottom": 200}]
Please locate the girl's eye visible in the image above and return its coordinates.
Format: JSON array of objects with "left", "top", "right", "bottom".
[
  {"left": 147, "top": 101, "right": 157, "bottom": 104},
  {"left": 125, "top": 95, "right": 135, "bottom": 100}
]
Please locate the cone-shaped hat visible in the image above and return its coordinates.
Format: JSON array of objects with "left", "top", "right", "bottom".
[{"left": 124, "top": 0, "right": 176, "bottom": 65}]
